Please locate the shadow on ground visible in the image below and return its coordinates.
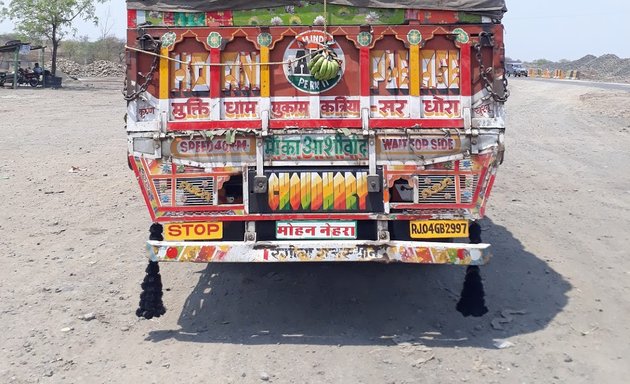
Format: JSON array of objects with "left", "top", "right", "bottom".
[{"left": 146, "top": 217, "right": 570, "bottom": 348}]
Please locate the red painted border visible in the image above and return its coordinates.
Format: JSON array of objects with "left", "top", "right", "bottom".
[
  {"left": 360, "top": 47, "right": 370, "bottom": 97},
  {"left": 168, "top": 118, "right": 462, "bottom": 131},
  {"left": 270, "top": 119, "right": 363, "bottom": 129},
  {"left": 153, "top": 212, "right": 480, "bottom": 223},
  {"left": 479, "top": 173, "right": 496, "bottom": 217},
  {"left": 168, "top": 120, "right": 263, "bottom": 130},
  {"left": 210, "top": 48, "right": 221, "bottom": 99},
  {"left": 160, "top": 205, "right": 244, "bottom": 212},
  {"left": 156, "top": 213, "right": 377, "bottom": 223},
  {"left": 460, "top": 44, "right": 472, "bottom": 97},
  {"left": 389, "top": 202, "right": 475, "bottom": 210},
  {"left": 370, "top": 119, "right": 464, "bottom": 129},
  {"left": 129, "top": 155, "right": 158, "bottom": 222},
  {"left": 127, "top": 9, "right": 137, "bottom": 29}
]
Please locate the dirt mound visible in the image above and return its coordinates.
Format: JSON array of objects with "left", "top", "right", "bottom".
[
  {"left": 51, "top": 57, "right": 125, "bottom": 78},
  {"left": 570, "top": 54, "right": 597, "bottom": 68},
  {"left": 526, "top": 54, "right": 630, "bottom": 83}
]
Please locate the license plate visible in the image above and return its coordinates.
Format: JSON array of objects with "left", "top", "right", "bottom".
[
  {"left": 164, "top": 222, "right": 223, "bottom": 241},
  {"left": 277, "top": 221, "right": 357, "bottom": 240},
  {"left": 409, "top": 220, "right": 468, "bottom": 239}
]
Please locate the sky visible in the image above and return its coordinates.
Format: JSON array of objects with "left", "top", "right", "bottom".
[{"left": 1, "top": 0, "right": 629, "bottom": 61}]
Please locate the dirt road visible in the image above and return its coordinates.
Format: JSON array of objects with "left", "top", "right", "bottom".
[{"left": 1, "top": 78, "right": 629, "bottom": 383}]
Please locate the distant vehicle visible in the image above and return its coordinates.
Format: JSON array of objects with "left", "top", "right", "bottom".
[{"left": 506, "top": 62, "right": 528, "bottom": 77}]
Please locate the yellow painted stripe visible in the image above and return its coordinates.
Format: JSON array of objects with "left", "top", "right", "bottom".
[
  {"left": 323, "top": 172, "right": 334, "bottom": 211},
  {"left": 279, "top": 172, "right": 290, "bottom": 210},
  {"left": 290, "top": 173, "right": 301, "bottom": 210},
  {"left": 260, "top": 46, "right": 270, "bottom": 97},
  {"left": 159, "top": 47, "right": 169, "bottom": 99},
  {"left": 410, "top": 45, "right": 420, "bottom": 97},
  {"left": 333, "top": 172, "right": 345, "bottom": 210}
]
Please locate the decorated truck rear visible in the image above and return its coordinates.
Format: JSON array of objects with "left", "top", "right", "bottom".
[{"left": 124, "top": 0, "right": 508, "bottom": 319}]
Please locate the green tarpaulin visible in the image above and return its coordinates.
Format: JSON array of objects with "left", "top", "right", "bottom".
[{"left": 127, "top": 0, "right": 507, "bottom": 19}]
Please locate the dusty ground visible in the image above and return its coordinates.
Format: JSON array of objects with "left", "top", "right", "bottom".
[{"left": 1, "top": 78, "right": 629, "bottom": 383}]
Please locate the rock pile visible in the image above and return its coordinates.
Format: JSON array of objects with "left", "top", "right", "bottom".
[
  {"left": 526, "top": 54, "right": 630, "bottom": 83},
  {"left": 52, "top": 58, "right": 125, "bottom": 78}
]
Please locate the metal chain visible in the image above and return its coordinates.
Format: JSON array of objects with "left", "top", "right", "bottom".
[
  {"left": 123, "top": 34, "right": 161, "bottom": 102},
  {"left": 473, "top": 31, "right": 509, "bottom": 103}
]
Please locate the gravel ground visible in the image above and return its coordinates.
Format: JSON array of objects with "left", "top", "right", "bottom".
[{"left": 0, "top": 78, "right": 629, "bottom": 383}]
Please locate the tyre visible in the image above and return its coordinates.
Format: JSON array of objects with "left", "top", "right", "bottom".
[{"left": 29, "top": 79, "right": 38, "bottom": 87}]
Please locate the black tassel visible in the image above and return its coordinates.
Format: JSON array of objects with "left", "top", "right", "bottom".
[
  {"left": 468, "top": 221, "right": 482, "bottom": 244},
  {"left": 456, "top": 265, "right": 488, "bottom": 317},
  {"left": 136, "top": 224, "right": 166, "bottom": 319},
  {"left": 136, "top": 260, "right": 166, "bottom": 319},
  {"left": 456, "top": 222, "right": 488, "bottom": 317},
  {"left": 149, "top": 223, "right": 163, "bottom": 241}
]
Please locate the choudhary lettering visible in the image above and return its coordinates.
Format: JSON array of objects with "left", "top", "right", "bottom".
[
  {"left": 276, "top": 222, "right": 356, "bottom": 239},
  {"left": 265, "top": 135, "right": 368, "bottom": 160},
  {"left": 422, "top": 96, "right": 461, "bottom": 118},
  {"left": 320, "top": 97, "right": 361, "bottom": 118},
  {"left": 268, "top": 172, "right": 368, "bottom": 211},
  {"left": 171, "top": 98, "right": 211, "bottom": 120},
  {"left": 178, "top": 180, "right": 212, "bottom": 202},
  {"left": 420, "top": 177, "right": 453, "bottom": 199},
  {"left": 270, "top": 101, "right": 310, "bottom": 119},
  {"left": 223, "top": 100, "right": 258, "bottom": 119}
]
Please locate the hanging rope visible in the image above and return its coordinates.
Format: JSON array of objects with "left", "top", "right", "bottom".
[
  {"left": 324, "top": 0, "right": 328, "bottom": 31},
  {"left": 125, "top": 45, "right": 326, "bottom": 67}
]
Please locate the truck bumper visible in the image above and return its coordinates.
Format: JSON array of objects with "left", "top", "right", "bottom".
[{"left": 146, "top": 240, "right": 491, "bottom": 265}]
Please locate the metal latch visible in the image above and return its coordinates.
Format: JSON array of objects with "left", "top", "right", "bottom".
[
  {"left": 368, "top": 175, "right": 381, "bottom": 193},
  {"left": 253, "top": 176, "right": 267, "bottom": 194},
  {"left": 492, "top": 78, "right": 508, "bottom": 100},
  {"left": 470, "top": 128, "right": 480, "bottom": 154},
  {"left": 479, "top": 32, "right": 494, "bottom": 47}
]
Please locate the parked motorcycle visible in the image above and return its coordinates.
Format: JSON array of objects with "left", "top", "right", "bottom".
[{"left": 1, "top": 68, "right": 39, "bottom": 87}]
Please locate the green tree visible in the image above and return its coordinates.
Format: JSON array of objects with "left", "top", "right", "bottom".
[
  {"left": 0, "top": 0, "right": 104, "bottom": 75},
  {"left": 531, "top": 58, "right": 553, "bottom": 66}
]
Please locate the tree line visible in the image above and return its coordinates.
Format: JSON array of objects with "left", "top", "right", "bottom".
[
  {"left": 0, "top": 0, "right": 123, "bottom": 75},
  {"left": 1, "top": 32, "right": 124, "bottom": 65}
]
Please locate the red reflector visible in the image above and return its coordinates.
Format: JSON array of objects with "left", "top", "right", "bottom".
[{"left": 166, "top": 247, "right": 178, "bottom": 259}]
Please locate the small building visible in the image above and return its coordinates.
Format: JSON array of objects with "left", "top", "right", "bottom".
[{"left": 0, "top": 40, "right": 48, "bottom": 89}]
